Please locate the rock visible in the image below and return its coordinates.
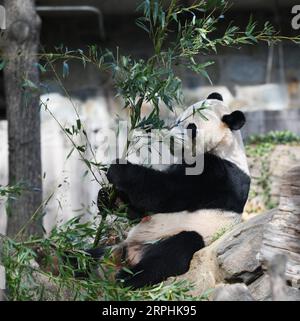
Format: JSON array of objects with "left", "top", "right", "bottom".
[
  {"left": 213, "top": 283, "right": 254, "bottom": 301},
  {"left": 173, "top": 238, "right": 222, "bottom": 297},
  {"left": 268, "top": 146, "right": 300, "bottom": 199},
  {"left": 172, "top": 205, "right": 299, "bottom": 301},
  {"left": 213, "top": 275, "right": 300, "bottom": 301},
  {"left": 260, "top": 166, "right": 300, "bottom": 288},
  {"left": 268, "top": 254, "right": 291, "bottom": 301},
  {"left": 285, "top": 287, "right": 300, "bottom": 301},
  {"left": 245, "top": 144, "right": 300, "bottom": 217},
  {"left": 264, "top": 253, "right": 300, "bottom": 301},
  {"left": 248, "top": 275, "right": 272, "bottom": 301},
  {"left": 247, "top": 261, "right": 300, "bottom": 301},
  {"left": 216, "top": 210, "right": 275, "bottom": 284},
  {"left": 173, "top": 210, "right": 275, "bottom": 297}
]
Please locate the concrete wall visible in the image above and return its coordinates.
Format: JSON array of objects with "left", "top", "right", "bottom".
[
  {"left": 0, "top": 93, "right": 113, "bottom": 235},
  {"left": 242, "top": 109, "right": 300, "bottom": 139},
  {"left": 1, "top": 5, "right": 300, "bottom": 118},
  {"left": 37, "top": 7, "right": 300, "bottom": 110}
]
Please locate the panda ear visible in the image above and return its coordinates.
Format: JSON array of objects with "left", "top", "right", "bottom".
[
  {"left": 207, "top": 92, "right": 223, "bottom": 101},
  {"left": 222, "top": 111, "right": 246, "bottom": 130}
]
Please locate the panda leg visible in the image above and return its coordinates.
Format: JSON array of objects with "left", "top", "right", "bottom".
[{"left": 116, "top": 231, "right": 204, "bottom": 289}]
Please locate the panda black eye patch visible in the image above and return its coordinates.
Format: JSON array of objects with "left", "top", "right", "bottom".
[{"left": 186, "top": 123, "right": 197, "bottom": 139}]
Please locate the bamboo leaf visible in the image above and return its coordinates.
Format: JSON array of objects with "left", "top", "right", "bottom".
[
  {"left": 0, "top": 59, "right": 7, "bottom": 70},
  {"left": 76, "top": 119, "right": 82, "bottom": 130},
  {"left": 63, "top": 61, "right": 70, "bottom": 78}
]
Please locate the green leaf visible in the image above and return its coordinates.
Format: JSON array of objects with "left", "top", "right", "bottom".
[
  {"left": 35, "top": 63, "right": 47, "bottom": 73},
  {"left": 192, "top": 14, "right": 196, "bottom": 26},
  {"left": 198, "top": 68, "right": 213, "bottom": 85},
  {"left": 22, "top": 79, "right": 39, "bottom": 90},
  {"left": 248, "top": 35, "right": 258, "bottom": 43},
  {"left": 121, "top": 267, "right": 134, "bottom": 275},
  {"left": 136, "top": 18, "right": 150, "bottom": 33},
  {"left": 82, "top": 170, "right": 89, "bottom": 178},
  {"left": 83, "top": 159, "right": 91, "bottom": 169},
  {"left": 153, "top": 1, "right": 158, "bottom": 25},
  {"left": 0, "top": 59, "right": 6, "bottom": 71},
  {"left": 77, "top": 145, "right": 86, "bottom": 153},
  {"left": 76, "top": 119, "right": 82, "bottom": 130},
  {"left": 161, "top": 11, "right": 165, "bottom": 28},
  {"left": 63, "top": 61, "right": 70, "bottom": 78},
  {"left": 66, "top": 147, "right": 75, "bottom": 160}
]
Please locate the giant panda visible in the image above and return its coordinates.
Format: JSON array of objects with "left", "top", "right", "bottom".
[{"left": 95, "top": 92, "right": 251, "bottom": 289}]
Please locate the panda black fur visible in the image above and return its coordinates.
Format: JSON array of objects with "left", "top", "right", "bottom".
[{"left": 97, "top": 93, "right": 251, "bottom": 289}]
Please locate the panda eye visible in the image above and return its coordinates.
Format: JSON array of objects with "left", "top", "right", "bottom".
[{"left": 186, "top": 123, "right": 197, "bottom": 139}]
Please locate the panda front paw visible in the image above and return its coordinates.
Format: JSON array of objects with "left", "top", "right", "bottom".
[{"left": 127, "top": 206, "right": 144, "bottom": 221}]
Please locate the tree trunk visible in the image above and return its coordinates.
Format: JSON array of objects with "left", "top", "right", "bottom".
[
  {"left": 260, "top": 165, "right": 300, "bottom": 288},
  {"left": 3, "top": 0, "right": 42, "bottom": 238}
]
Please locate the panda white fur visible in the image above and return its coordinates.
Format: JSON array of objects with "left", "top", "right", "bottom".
[{"left": 96, "top": 92, "right": 251, "bottom": 289}]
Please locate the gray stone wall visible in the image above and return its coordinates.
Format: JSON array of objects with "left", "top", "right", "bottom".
[
  {"left": 38, "top": 10, "right": 300, "bottom": 88},
  {"left": 1, "top": 5, "right": 300, "bottom": 117},
  {"left": 242, "top": 109, "right": 300, "bottom": 139}
]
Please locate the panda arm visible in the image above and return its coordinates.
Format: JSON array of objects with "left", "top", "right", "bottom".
[
  {"left": 107, "top": 161, "right": 173, "bottom": 195},
  {"left": 107, "top": 154, "right": 232, "bottom": 216},
  {"left": 107, "top": 161, "right": 186, "bottom": 216}
]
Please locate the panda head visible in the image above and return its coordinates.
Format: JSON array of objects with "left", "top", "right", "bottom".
[{"left": 170, "top": 92, "right": 248, "bottom": 173}]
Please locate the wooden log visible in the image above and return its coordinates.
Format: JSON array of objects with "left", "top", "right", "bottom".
[{"left": 260, "top": 165, "right": 300, "bottom": 288}]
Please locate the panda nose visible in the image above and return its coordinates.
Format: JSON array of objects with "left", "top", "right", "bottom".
[{"left": 186, "top": 123, "right": 197, "bottom": 139}]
